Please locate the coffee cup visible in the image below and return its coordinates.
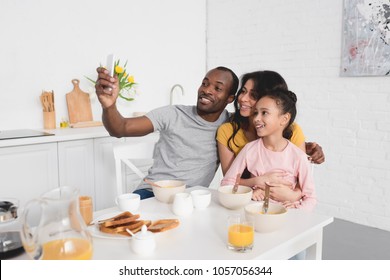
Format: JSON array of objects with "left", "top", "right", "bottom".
[
  {"left": 172, "top": 193, "right": 193, "bottom": 216},
  {"left": 115, "top": 193, "right": 140, "bottom": 212},
  {"left": 190, "top": 189, "right": 211, "bottom": 209}
]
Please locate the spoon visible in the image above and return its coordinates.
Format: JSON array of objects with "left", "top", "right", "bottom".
[
  {"left": 232, "top": 173, "right": 241, "bottom": 194},
  {"left": 143, "top": 178, "right": 163, "bottom": 188},
  {"left": 262, "top": 183, "right": 270, "bottom": 214},
  {"left": 126, "top": 228, "right": 135, "bottom": 237}
]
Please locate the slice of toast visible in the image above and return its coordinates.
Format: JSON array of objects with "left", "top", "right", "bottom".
[
  {"left": 99, "top": 219, "right": 152, "bottom": 236},
  {"left": 97, "top": 211, "right": 133, "bottom": 224},
  {"left": 102, "top": 214, "right": 140, "bottom": 228},
  {"left": 131, "top": 220, "right": 152, "bottom": 234},
  {"left": 100, "top": 220, "right": 143, "bottom": 234},
  {"left": 148, "top": 219, "right": 180, "bottom": 233}
]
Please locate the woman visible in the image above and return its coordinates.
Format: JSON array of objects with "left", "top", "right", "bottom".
[{"left": 217, "top": 70, "right": 317, "bottom": 203}]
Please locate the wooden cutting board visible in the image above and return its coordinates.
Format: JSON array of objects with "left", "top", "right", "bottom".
[{"left": 66, "top": 79, "right": 93, "bottom": 124}]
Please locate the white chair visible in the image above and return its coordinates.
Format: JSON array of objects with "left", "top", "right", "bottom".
[{"left": 113, "top": 133, "right": 159, "bottom": 196}]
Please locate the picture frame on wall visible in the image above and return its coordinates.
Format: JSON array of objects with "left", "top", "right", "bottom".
[{"left": 341, "top": 0, "right": 390, "bottom": 76}]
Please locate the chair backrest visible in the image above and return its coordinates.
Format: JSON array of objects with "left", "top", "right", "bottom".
[{"left": 113, "top": 133, "right": 159, "bottom": 196}]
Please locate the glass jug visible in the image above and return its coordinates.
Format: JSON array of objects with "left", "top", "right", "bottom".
[{"left": 20, "top": 186, "right": 93, "bottom": 260}]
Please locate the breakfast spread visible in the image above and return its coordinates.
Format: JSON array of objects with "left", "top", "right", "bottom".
[{"left": 97, "top": 211, "right": 179, "bottom": 236}]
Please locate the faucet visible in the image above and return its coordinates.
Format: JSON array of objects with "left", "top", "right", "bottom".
[{"left": 170, "top": 84, "right": 184, "bottom": 105}]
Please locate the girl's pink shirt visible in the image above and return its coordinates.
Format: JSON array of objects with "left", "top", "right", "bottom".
[{"left": 221, "top": 138, "right": 316, "bottom": 210}]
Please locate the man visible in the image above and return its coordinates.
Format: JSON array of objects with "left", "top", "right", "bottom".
[{"left": 95, "top": 66, "right": 239, "bottom": 199}]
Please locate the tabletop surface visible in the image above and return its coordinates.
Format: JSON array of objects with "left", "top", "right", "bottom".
[
  {"left": 8, "top": 187, "right": 333, "bottom": 260},
  {"left": 90, "top": 187, "right": 333, "bottom": 260}
]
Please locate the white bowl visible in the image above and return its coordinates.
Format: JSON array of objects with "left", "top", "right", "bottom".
[
  {"left": 244, "top": 202, "right": 287, "bottom": 233},
  {"left": 190, "top": 189, "right": 211, "bottom": 209},
  {"left": 217, "top": 185, "right": 253, "bottom": 210},
  {"left": 152, "top": 180, "right": 186, "bottom": 203}
]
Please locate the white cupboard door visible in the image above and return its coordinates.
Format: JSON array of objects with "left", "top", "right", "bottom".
[
  {"left": 58, "top": 140, "right": 95, "bottom": 200},
  {"left": 0, "top": 143, "right": 58, "bottom": 207},
  {"left": 93, "top": 137, "right": 124, "bottom": 210}
]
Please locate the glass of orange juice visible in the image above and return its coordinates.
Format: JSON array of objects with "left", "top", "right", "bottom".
[{"left": 227, "top": 215, "right": 254, "bottom": 252}]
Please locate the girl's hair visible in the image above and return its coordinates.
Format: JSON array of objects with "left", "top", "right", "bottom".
[
  {"left": 228, "top": 70, "right": 288, "bottom": 151},
  {"left": 261, "top": 89, "right": 298, "bottom": 140}
]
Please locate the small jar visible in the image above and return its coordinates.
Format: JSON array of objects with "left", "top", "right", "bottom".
[
  {"left": 131, "top": 225, "right": 156, "bottom": 255},
  {"left": 60, "top": 118, "right": 69, "bottom": 128},
  {"left": 79, "top": 196, "right": 93, "bottom": 225}
]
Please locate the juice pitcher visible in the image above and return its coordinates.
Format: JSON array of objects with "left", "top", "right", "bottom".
[{"left": 20, "top": 186, "right": 93, "bottom": 260}]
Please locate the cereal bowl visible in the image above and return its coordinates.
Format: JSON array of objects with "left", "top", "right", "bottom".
[
  {"left": 217, "top": 185, "right": 253, "bottom": 210},
  {"left": 244, "top": 202, "right": 287, "bottom": 233},
  {"left": 152, "top": 180, "right": 186, "bottom": 203}
]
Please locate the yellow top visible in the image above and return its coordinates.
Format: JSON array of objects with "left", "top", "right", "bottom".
[{"left": 216, "top": 122, "right": 305, "bottom": 156}]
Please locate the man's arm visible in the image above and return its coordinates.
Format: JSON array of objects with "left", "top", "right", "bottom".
[
  {"left": 102, "top": 106, "right": 154, "bottom": 137},
  {"left": 95, "top": 67, "right": 154, "bottom": 137}
]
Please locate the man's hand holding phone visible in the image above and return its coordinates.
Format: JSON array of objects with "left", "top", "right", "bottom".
[{"left": 95, "top": 54, "right": 119, "bottom": 109}]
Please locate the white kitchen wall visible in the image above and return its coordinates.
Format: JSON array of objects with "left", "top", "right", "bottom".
[
  {"left": 207, "top": 0, "right": 390, "bottom": 231},
  {"left": 0, "top": 0, "right": 206, "bottom": 130}
]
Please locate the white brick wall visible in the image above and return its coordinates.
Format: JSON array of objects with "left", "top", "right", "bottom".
[{"left": 207, "top": 0, "right": 390, "bottom": 231}]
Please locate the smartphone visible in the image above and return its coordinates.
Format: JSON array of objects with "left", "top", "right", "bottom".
[{"left": 106, "top": 54, "right": 115, "bottom": 77}]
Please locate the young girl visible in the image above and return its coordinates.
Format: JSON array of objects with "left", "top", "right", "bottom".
[{"left": 221, "top": 88, "right": 316, "bottom": 210}]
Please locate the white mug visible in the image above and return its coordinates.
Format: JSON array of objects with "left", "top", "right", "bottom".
[
  {"left": 115, "top": 193, "right": 140, "bottom": 212},
  {"left": 191, "top": 189, "right": 211, "bottom": 209},
  {"left": 172, "top": 193, "right": 193, "bottom": 216}
]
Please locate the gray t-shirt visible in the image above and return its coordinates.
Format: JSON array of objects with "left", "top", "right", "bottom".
[{"left": 137, "top": 105, "right": 229, "bottom": 189}]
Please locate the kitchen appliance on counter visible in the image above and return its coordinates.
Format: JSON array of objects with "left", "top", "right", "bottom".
[
  {"left": 0, "top": 129, "right": 54, "bottom": 140},
  {"left": 0, "top": 199, "right": 24, "bottom": 259}
]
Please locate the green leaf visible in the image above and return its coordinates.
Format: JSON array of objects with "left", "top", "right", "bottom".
[
  {"left": 85, "top": 76, "right": 96, "bottom": 84},
  {"left": 119, "top": 93, "right": 134, "bottom": 101},
  {"left": 122, "top": 83, "right": 135, "bottom": 89}
]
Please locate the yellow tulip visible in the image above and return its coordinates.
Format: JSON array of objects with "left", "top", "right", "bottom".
[
  {"left": 115, "top": 65, "right": 124, "bottom": 74},
  {"left": 127, "top": 75, "right": 135, "bottom": 83}
]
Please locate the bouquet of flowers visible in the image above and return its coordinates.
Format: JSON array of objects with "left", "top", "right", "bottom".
[{"left": 86, "top": 59, "right": 137, "bottom": 101}]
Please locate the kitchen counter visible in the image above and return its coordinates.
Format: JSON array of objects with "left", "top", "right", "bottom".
[{"left": 0, "top": 126, "right": 110, "bottom": 148}]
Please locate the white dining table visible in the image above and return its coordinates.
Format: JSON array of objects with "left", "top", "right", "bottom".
[
  {"left": 89, "top": 187, "right": 333, "bottom": 260},
  {"left": 9, "top": 186, "right": 333, "bottom": 260}
]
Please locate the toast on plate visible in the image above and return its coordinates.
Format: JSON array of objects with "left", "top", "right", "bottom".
[
  {"left": 99, "top": 219, "right": 151, "bottom": 236},
  {"left": 148, "top": 219, "right": 180, "bottom": 233},
  {"left": 97, "top": 211, "right": 179, "bottom": 236}
]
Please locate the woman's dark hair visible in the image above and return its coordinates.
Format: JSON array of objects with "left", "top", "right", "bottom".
[
  {"left": 228, "top": 70, "right": 288, "bottom": 151},
  {"left": 260, "top": 89, "right": 298, "bottom": 140}
]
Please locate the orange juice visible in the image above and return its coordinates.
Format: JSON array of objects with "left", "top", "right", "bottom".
[
  {"left": 41, "top": 238, "right": 93, "bottom": 260},
  {"left": 79, "top": 196, "right": 93, "bottom": 225},
  {"left": 228, "top": 224, "right": 254, "bottom": 247}
]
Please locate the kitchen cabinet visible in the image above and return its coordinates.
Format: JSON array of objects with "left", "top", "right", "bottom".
[
  {"left": 0, "top": 127, "right": 123, "bottom": 210},
  {"left": 0, "top": 143, "right": 59, "bottom": 207},
  {"left": 58, "top": 139, "right": 95, "bottom": 200},
  {"left": 58, "top": 137, "right": 124, "bottom": 210}
]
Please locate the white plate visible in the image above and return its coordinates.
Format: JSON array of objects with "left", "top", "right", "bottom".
[{"left": 88, "top": 212, "right": 131, "bottom": 240}]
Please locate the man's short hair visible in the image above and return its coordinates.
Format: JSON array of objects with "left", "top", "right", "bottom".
[{"left": 215, "top": 66, "right": 239, "bottom": 97}]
